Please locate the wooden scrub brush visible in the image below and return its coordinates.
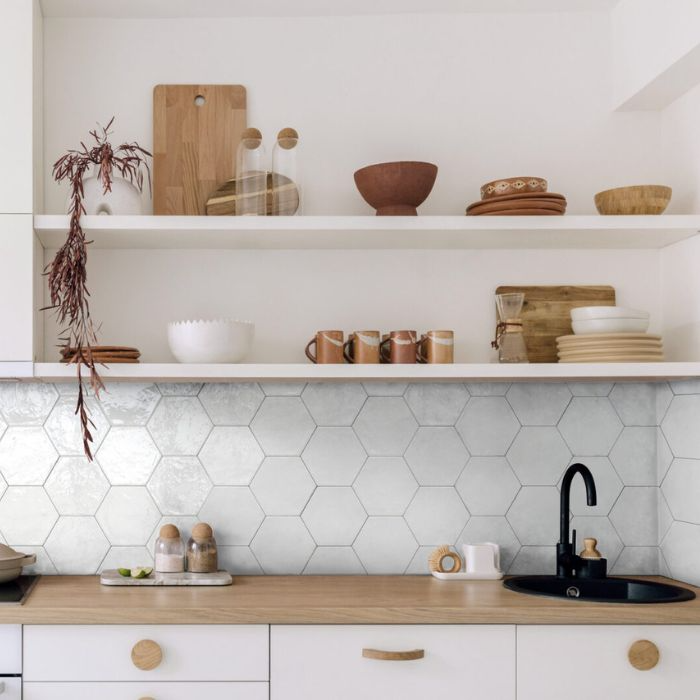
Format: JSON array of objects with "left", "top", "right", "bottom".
[{"left": 428, "top": 545, "right": 463, "bottom": 574}]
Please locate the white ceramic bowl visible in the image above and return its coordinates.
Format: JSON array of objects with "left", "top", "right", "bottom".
[
  {"left": 572, "top": 318, "right": 650, "bottom": 334},
  {"left": 168, "top": 319, "right": 255, "bottom": 363},
  {"left": 571, "top": 306, "right": 649, "bottom": 321}
]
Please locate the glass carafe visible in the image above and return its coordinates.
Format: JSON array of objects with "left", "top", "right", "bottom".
[
  {"left": 271, "top": 127, "right": 301, "bottom": 215},
  {"left": 493, "top": 293, "right": 529, "bottom": 363}
]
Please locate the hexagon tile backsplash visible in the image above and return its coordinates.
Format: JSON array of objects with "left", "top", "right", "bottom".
[{"left": 0, "top": 380, "right": 696, "bottom": 583}]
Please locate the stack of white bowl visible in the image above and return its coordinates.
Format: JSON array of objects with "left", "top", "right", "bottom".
[{"left": 557, "top": 307, "right": 663, "bottom": 363}]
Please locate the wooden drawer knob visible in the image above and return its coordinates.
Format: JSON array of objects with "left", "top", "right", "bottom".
[
  {"left": 131, "top": 639, "right": 163, "bottom": 671},
  {"left": 628, "top": 639, "right": 659, "bottom": 671},
  {"left": 362, "top": 648, "right": 425, "bottom": 661}
]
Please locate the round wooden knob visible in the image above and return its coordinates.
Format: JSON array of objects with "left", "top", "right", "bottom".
[
  {"left": 131, "top": 639, "right": 162, "bottom": 671},
  {"left": 628, "top": 639, "right": 659, "bottom": 671}
]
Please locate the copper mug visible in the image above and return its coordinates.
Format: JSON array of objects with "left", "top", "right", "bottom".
[
  {"left": 417, "top": 330, "right": 454, "bottom": 364},
  {"left": 380, "top": 330, "right": 418, "bottom": 364},
  {"left": 305, "top": 330, "right": 344, "bottom": 364},
  {"left": 343, "top": 331, "right": 381, "bottom": 364}
]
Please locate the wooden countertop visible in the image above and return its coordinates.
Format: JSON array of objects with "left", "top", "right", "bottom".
[{"left": 0, "top": 575, "right": 698, "bottom": 625}]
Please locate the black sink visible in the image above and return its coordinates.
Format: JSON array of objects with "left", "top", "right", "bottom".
[{"left": 504, "top": 575, "right": 696, "bottom": 604}]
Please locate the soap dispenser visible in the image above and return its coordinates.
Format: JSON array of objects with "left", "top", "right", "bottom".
[{"left": 578, "top": 537, "right": 607, "bottom": 579}]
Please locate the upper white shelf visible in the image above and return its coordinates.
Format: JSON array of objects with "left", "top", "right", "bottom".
[{"left": 33, "top": 215, "right": 700, "bottom": 251}]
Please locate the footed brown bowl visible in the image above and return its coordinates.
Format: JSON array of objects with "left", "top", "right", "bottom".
[{"left": 354, "top": 161, "right": 438, "bottom": 215}]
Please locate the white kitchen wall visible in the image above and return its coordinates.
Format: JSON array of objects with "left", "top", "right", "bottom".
[{"left": 0, "top": 379, "right": 684, "bottom": 578}]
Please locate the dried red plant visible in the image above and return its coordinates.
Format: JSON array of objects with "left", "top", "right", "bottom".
[{"left": 46, "top": 118, "right": 151, "bottom": 459}]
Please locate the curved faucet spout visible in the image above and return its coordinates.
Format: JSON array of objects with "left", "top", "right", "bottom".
[{"left": 560, "top": 463, "right": 597, "bottom": 544}]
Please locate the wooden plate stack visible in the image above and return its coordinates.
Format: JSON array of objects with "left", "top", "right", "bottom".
[
  {"left": 60, "top": 346, "right": 141, "bottom": 364},
  {"left": 556, "top": 334, "right": 664, "bottom": 363},
  {"left": 466, "top": 176, "right": 567, "bottom": 216}
]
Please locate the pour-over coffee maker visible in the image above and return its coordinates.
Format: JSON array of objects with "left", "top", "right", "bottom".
[{"left": 492, "top": 293, "right": 529, "bottom": 363}]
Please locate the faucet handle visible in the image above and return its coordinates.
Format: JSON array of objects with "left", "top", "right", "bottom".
[{"left": 571, "top": 528, "right": 577, "bottom": 554}]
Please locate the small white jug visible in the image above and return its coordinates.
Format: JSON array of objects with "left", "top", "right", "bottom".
[{"left": 462, "top": 542, "right": 501, "bottom": 575}]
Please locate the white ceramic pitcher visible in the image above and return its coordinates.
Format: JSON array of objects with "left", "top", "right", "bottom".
[{"left": 462, "top": 542, "right": 502, "bottom": 575}]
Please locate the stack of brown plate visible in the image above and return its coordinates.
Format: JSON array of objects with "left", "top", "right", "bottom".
[
  {"left": 556, "top": 334, "right": 664, "bottom": 363},
  {"left": 466, "top": 176, "right": 567, "bottom": 216},
  {"left": 60, "top": 346, "right": 141, "bottom": 364}
]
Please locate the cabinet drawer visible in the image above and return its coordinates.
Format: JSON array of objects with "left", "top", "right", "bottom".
[
  {"left": 24, "top": 682, "right": 268, "bottom": 700},
  {"left": 24, "top": 625, "right": 268, "bottom": 682},
  {"left": 0, "top": 678, "right": 21, "bottom": 700},
  {"left": 271, "top": 625, "right": 515, "bottom": 700},
  {"left": 0, "top": 625, "right": 21, "bottom": 674},
  {"left": 518, "top": 625, "right": 700, "bottom": 700}
]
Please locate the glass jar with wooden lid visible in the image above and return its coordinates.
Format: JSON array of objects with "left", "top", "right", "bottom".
[{"left": 186, "top": 522, "right": 218, "bottom": 573}]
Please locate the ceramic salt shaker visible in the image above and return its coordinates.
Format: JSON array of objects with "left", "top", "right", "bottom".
[
  {"left": 154, "top": 524, "right": 185, "bottom": 573},
  {"left": 186, "top": 522, "right": 218, "bottom": 573}
]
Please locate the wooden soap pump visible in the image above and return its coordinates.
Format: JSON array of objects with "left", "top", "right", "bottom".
[{"left": 578, "top": 537, "right": 607, "bottom": 579}]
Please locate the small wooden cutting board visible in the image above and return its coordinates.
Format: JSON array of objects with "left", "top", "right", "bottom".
[{"left": 496, "top": 285, "right": 616, "bottom": 362}]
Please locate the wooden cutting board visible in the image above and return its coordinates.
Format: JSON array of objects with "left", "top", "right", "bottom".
[
  {"left": 495, "top": 285, "right": 616, "bottom": 362},
  {"left": 153, "top": 85, "right": 247, "bottom": 215}
]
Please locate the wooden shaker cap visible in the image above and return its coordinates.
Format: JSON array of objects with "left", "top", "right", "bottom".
[
  {"left": 579, "top": 537, "right": 602, "bottom": 560},
  {"left": 159, "top": 524, "right": 180, "bottom": 539},
  {"left": 628, "top": 639, "right": 660, "bottom": 671},
  {"left": 277, "top": 127, "right": 299, "bottom": 149},
  {"left": 192, "top": 522, "right": 213, "bottom": 540},
  {"left": 241, "top": 127, "right": 263, "bottom": 146}
]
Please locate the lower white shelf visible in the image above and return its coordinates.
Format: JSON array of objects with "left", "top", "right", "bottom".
[{"left": 31, "top": 362, "right": 700, "bottom": 382}]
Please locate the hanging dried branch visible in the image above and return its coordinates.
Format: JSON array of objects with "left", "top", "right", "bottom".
[{"left": 45, "top": 119, "right": 151, "bottom": 459}]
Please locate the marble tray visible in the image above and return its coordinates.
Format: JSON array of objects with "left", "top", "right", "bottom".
[{"left": 100, "top": 570, "right": 233, "bottom": 586}]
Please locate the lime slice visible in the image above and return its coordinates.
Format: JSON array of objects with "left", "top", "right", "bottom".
[
  {"left": 131, "top": 567, "right": 153, "bottom": 579},
  {"left": 117, "top": 568, "right": 131, "bottom": 577}
]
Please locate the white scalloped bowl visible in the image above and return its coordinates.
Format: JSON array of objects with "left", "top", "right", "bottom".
[{"left": 167, "top": 319, "right": 255, "bottom": 363}]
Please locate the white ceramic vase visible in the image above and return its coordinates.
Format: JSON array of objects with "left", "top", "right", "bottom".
[{"left": 68, "top": 175, "right": 143, "bottom": 215}]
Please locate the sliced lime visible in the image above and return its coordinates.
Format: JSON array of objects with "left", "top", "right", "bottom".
[
  {"left": 117, "top": 567, "right": 131, "bottom": 577},
  {"left": 131, "top": 567, "right": 153, "bottom": 579}
]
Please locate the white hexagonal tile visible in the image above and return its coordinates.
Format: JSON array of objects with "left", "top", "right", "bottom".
[
  {"left": 100, "top": 383, "right": 160, "bottom": 425},
  {"left": 669, "top": 379, "right": 700, "bottom": 395},
  {"left": 302, "top": 487, "right": 366, "bottom": 545},
  {"left": 662, "top": 521, "right": 700, "bottom": 586},
  {"left": 353, "top": 457, "right": 417, "bottom": 515},
  {"left": 100, "top": 546, "right": 154, "bottom": 572},
  {"left": 456, "top": 457, "right": 520, "bottom": 516},
  {"left": 45, "top": 397, "right": 110, "bottom": 455},
  {"left": 97, "top": 427, "right": 160, "bottom": 485},
  {"left": 251, "top": 517, "right": 315, "bottom": 574},
  {"left": 199, "top": 427, "right": 264, "bottom": 486},
  {"left": 0, "top": 427, "right": 57, "bottom": 485},
  {"left": 570, "top": 515, "right": 623, "bottom": 565},
  {"left": 609, "top": 383, "right": 670, "bottom": 426},
  {"left": 304, "top": 547, "right": 365, "bottom": 574},
  {"left": 457, "top": 516, "right": 520, "bottom": 571},
  {"left": 0, "top": 383, "right": 57, "bottom": 425},
  {"left": 302, "top": 428, "right": 367, "bottom": 486},
  {"left": 96, "top": 487, "right": 160, "bottom": 545},
  {"left": 261, "top": 382, "right": 306, "bottom": 396},
  {"left": 405, "top": 487, "right": 469, "bottom": 545},
  {"left": 148, "top": 457, "right": 212, "bottom": 515},
  {"left": 404, "top": 383, "right": 469, "bottom": 426},
  {"left": 609, "top": 488, "right": 660, "bottom": 546},
  {"left": 157, "top": 383, "right": 203, "bottom": 396},
  {"left": 45, "top": 456, "right": 109, "bottom": 515},
  {"left": 558, "top": 397, "right": 622, "bottom": 455},
  {"left": 657, "top": 429, "right": 673, "bottom": 483},
  {"left": 404, "top": 427, "right": 469, "bottom": 486},
  {"left": 566, "top": 382, "right": 613, "bottom": 397},
  {"left": 147, "top": 397, "right": 212, "bottom": 455},
  {"left": 662, "top": 395, "right": 700, "bottom": 458},
  {"left": 610, "top": 547, "right": 661, "bottom": 575},
  {"left": 353, "top": 517, "right": 418, "bottom": 574},
  {"left": 455, "top": 397, "right": 519, "bottom": 456},
  {"left": 45, "top": 517, "right": 109, "bottom": 574},
  {"left": 0, "top": 487, "right": 58, "bottom": 545},
  {"left": 405, "top": 546, "right": 437, "bottom": 574},
  {"left": 609, "top": 427, "right": 659, "bottom": 486},
  {"left": 465, "top": 382, "right": 509, "bottom": 396},
  {"left": 199, "top": 383, "right": 264, "bottom": 425},
  {"left": 564, "top": 457, "right": 622, "bottom": 516},
  {"left": 508, "top": 546, "right": 555, "bottom": 575},
  {"left": 662, "top": 459, "right": 700, "bottom": 524},
  {"left": 506, "top": 384, "right": 571, "bottom": 426},
  {"left": 353, "top": 397, "right": 418, "bottom": 456},
  {"left": 217, "top": 546, "right": 263, "bottom": 575},
  {"left": 302, "top": 383, "right": 367, "bottom": 426},
  {"left": 20, "top": 546, "right": 57, "bottom": 575},
  {"left": 251, "top": 457, "right": 315, "bottom": 515},
  {"left": 198, "top": 487, "right": 264, "bottom": 545},
  {"left": 362, "top": 382, "right": 408, "bottom": 397},
  {"left": 507, "top": 428, "right": 570, "bottom": 485},
  {"left": 506, "top": 487, "right": 559, "bottom": 546},
  {"left": 251, "top": 398, "right": 315, "bottom": 455}
]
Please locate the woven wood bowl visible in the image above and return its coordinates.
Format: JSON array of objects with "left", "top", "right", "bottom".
[{"left": 594, "top": 185, "right": 672, "bottom": 215}]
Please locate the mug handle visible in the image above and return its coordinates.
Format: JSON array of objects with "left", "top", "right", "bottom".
[
  {"left": 343, "top": 337, "right": 355, "bottom": 364},
  {"left": 379, "top": 337, "right": 391, "bottom": 364},
  {"left": 416, "top": 335, "right": 428, "bottom": 364},
  {"left": 305, "top": 338, "right": 318, "bottom": 364}
]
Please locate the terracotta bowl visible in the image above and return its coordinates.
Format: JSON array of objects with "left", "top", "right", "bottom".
[
  {"left": 594, "top": 185, "right": 672, "bottom": 215},
  {"left": 480, "top": 176, "right": 547, "bottom": 200},
  {"left": 354, "top": 161, "right": 438, "bottom": 216}
]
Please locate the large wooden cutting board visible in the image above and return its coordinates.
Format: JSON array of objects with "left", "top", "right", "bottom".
[
  {"left": 495, "top": 285, "right": 616, "bottom": 363},
  {"left": 153, "top": 85, "right": 247, "bottom": 215}
]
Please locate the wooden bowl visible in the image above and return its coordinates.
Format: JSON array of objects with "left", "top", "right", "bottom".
[
  {"left": 354, "top": 161, "right": 438, "bottom": 215},
  {"left": 594, "top": 185, "right": 672, "bottom": 215},
  {"left": 480, "top": 176, "right": 547, "bottom": 200}
]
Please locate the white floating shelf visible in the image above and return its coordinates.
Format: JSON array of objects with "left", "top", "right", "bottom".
[
  {"left": 33, "top": 215, "right": 700, "bottom": 251},
  {"left": 32, "top": 362, "right": 700, "bottom": 382}
]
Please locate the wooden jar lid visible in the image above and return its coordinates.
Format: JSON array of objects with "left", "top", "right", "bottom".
[
  {"left": 192, "top": 522, "right": 213, "bottom": 540},
  {"left": 159, "top": 524, "right": 180, "bottom": 539},
  {"left": 242, "top": 127, "right": 262, "bottom": 146},
  {"left": 277, "top": 127, "right": 299, "bottom": 149}
]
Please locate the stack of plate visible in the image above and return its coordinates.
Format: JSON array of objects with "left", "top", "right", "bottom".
[
  {"left": 466, "top": 176, "right": 567, "bottom": 216},
  {"left": 60, "top": 346, "right": 141, "bottom": 364},
  {"left": 556, "top": 333, "right": 664, "bottom": 363}
]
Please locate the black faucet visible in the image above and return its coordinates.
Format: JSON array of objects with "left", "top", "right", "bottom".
[{"left": 557, "top": 463, "right": 597, "bottom": 578}]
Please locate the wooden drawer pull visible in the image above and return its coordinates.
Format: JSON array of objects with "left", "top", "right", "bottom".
[
  {"left": 131, "top": 639, "right": 163, "bottom": 671},
  {"left": 628, "top": 639, "right": 659, "bottom": 671},
  {"left": 362, "top": 648, "right": 425, "bottom": 661}
]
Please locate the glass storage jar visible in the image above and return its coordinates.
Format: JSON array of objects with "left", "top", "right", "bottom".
[
  {"left": 154, "top": 523, "right": 185, "bottom": 573},
  {"left": 271, "top": 127, "right": 301, "bottom": 215},
  {"left": 235, "top": 127, "right": 267, "bottom": 216},
  {"left": 187, "top": 522, "right": 218, "bottom": 573}
]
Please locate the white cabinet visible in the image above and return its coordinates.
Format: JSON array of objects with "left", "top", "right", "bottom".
[
  {"left": 271, "top": 625, "right": 516, "bottom": 700},
  {"left": 0, "top": 625, "right": 21, "bottom": 674},
  {"left": 23, "top": 682, "right": 268, "bottom": 700},
  {"left": 518, "top": 625, "right": 700, "bottom": 700},
  {"left": 0, "top": 678, "right": 21, "bottom": 700}
]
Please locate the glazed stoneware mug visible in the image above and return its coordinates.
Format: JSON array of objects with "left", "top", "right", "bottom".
[
  {"left": 417, "top": 330, "right": 454, "bottom": 364},
  {"left": 380, "top": 330, "right": 418, "bottom": 364},
  {"left": 305, "top": 330, "right": 344, "bottom": 364},
  {"left": 344, "top": 331, "right": 381, "bottom": 364}
]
